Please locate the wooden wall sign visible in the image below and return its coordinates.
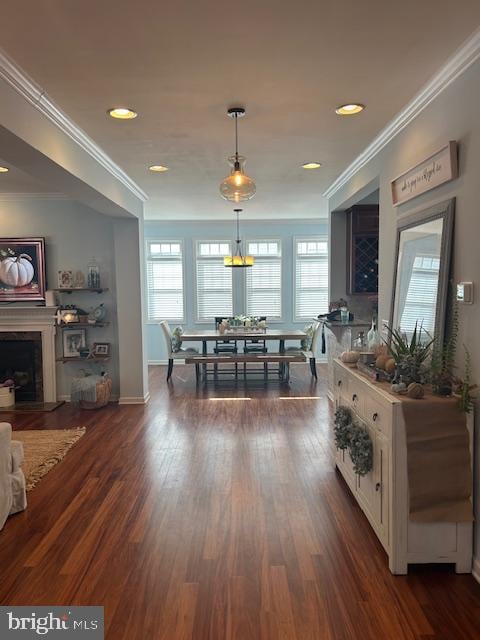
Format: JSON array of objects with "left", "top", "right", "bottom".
[{"left": 391, "top": 141, "right": 458, "bottom": 206}]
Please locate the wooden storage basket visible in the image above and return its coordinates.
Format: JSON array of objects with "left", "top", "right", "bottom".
[{"left": 80, "top": 377, "right": 112, "bottom": 410}]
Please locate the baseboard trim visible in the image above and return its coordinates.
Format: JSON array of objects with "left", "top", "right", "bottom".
[
  {"left": 118, "top": 392, "right": 150, "bottom": 405},
  {"left": 473, "top": 557, "right": 480, "bottom": 584},
  {"left": 58, "top": 394, "right": 120, "bottom": 403}
]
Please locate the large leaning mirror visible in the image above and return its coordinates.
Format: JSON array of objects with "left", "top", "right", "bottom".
[{"left": 390, "top": 198, "right": 455, "bottom": 345}]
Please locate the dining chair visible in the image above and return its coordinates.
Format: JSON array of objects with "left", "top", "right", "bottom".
[
  {"left": 159, "top": 321, "right": 199, "bottom": 381},
  {"left": 286, "top": 320, "right": 321, "bottom": 379},
  {"left": 213, "top": 317, "right": 238, "bottom": 354},
  {"left": 243, "top": 316, "right": 268, "bottom": 354}
]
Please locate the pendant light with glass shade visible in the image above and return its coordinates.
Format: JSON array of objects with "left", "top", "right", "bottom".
[
  {"left": 224, "top": 209, "right": 254, "bottom": 267},
  {"left": 219, "top": 107, "right": 256, "bottom": 203}
]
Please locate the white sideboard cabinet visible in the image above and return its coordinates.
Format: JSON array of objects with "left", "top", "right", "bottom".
[{"left": 333, "top": 359, "right": 473, "bottom": 575}]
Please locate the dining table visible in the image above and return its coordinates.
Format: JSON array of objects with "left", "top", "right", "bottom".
[
  {"left": 181, "top": 328, "right": 309, "bottom": 383},
  {"left": 180, "top": 328, "right": 308, "bottom": 354}
]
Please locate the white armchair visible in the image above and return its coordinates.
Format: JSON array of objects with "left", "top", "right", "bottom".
[
  {"left": 286, "top": 321, "right": 321, "bottom": 379},
  {"left": 0, "top": 423, "right": 27, "bottom": 531},
  {"left": 159, "top": 321, "right": 199, "bottom": 381}
]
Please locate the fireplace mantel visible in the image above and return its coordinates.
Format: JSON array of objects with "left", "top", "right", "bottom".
[{"left": 0, "top": 306, "right": 57, "bottom": 402}]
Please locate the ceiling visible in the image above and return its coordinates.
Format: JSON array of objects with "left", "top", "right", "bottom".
[
  {"left": 0, "top": 1, "right": 480, "bottom": 219},
  {"left": 0, "top": 161, "right": 58, "bottom": 195}
]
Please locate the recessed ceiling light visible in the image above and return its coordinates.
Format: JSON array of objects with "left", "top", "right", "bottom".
[
  {"left": 107, "top": 107, "right": 138, "bottom": 120},
  {"left": 335, "top": 103, "right": 365, "bottom": 115},
  {"left": 148, "top": 165, "right": 169, "bottom": 172},
  {"left": 0, "top": 166, "right": 9, "bottom": 173},
  {"left": 302, "top": 162, "right": 322, "bottom": 169}
]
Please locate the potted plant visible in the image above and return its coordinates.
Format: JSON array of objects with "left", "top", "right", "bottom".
[{"left": 384, "top": 322, "right": 434, "bottom": 387}]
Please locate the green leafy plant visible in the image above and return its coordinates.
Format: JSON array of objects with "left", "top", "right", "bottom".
[
  {"left": 333, "top": 407, "right": 373, "bottom": 475},
  {"left": 333, "top": 406, "right": 353, "bottom": 450},
  {"left": 455, "top": 346, "right": 477, "bottom": 413},
  {"left": 349, "top": 424, "right": 373, "bottom": 476},
  {"left": 384, "top": 322, "right": 435, "bottom": 384},
  {"left": 431, "top": 298, "right": 459, "bottom": 394}
]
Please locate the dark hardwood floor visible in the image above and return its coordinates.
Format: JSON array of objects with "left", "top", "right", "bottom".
[{"left": 0, "top": 364, "right": 479, "bottom": 639}]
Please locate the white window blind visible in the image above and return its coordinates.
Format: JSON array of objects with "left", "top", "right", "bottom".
[
  {"left": 400, "top": 255, "right": 440, "bottom": 335},
  {"left": 295, "top": 238, "right": 329, "bottom": 320},
  {"left": 146, "top": 241, "right": 184, "bottom": 321},
  {"left": 196, "top": 242, "right": 233, "bottom": 322},
  {"left": 246, "top": 241, "right": 282, "bottom": 319}
]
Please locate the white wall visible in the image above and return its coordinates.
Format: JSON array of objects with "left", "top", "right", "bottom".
[
  {"left": 328, "top": 58, "right": 480, "bottom": 569},
  {"left": 0, "top": 196, "right": 119, "bottom": 398}
]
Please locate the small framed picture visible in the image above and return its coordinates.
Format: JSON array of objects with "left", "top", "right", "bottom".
[
  {"left": 59, "top": 308, "right": 79, "bottom": 325},
  {"left": 93, "top": 342, "right": 110, "bottom": 358},
  {"left": 58, "top": 270, "right": 73, "bottom": 288},
  {"left": 63, "top": 329, "right": 86, "bottom": 358}
]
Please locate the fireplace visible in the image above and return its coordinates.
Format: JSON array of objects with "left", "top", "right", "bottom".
[
  {"left": 0, "top": 307, "right": 57, "bottom": 404},
  {"left": 0, "top": 332, "right": 44, "bottom": 402}
]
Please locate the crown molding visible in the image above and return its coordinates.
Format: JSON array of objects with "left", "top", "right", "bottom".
[
  {"left": 323, "top": 27, "right": 480, "bottom": 199},
  {"left": 0, "top": 48, "right": 148, "bottom": 203}
]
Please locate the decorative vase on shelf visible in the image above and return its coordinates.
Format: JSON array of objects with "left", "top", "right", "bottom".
[
  {"left": 367, "top": 319, "right": 381, "bottom": 352},
  {"left": 87, "top": 258, "right": 100, "bottom": 288},
  {"left": 93, "top": 303, "right": 106, "bottom": 323}
]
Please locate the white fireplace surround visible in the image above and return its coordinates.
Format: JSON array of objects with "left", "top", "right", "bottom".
[{"left": 0, "top": 306, "right": 57, "bottom": 403}]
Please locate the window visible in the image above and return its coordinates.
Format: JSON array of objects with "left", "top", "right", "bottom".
[
  {"left": 295, "top": 238, "right": 329, "bottom": 320},
  {"left": 146, "top": 241, "right": 184, "bottom": 321},
  {"left": 196, "top": 242, "right": 233, "bottom": 322},
  {"left": 245, "top": 240, "right": 282, "bottom": 319},
  {"left": 400, "top": 255, "right": 440, "bottom": 335}
]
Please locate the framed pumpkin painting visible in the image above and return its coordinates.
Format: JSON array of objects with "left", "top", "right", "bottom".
[{"left": 0, "top": 237, "right": 46, "bottom": 302}]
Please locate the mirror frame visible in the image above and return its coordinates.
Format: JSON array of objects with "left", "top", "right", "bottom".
[{"left": 389, "top": 197, "right": 455, "bottom": 346}]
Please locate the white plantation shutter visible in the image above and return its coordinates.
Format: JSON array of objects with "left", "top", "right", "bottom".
[
  {"left": 146, "top": 241, "right": 184, "bottom": 321},
  {"left": 246, "top": 241, "right": 282, "bottom": 318},
  {"left": 196, "top": 242, "right": 233, "bottom": 322},
  {"left": 400, "top": 256, "right": 439, "bottom": 334},
  {"left": 295, "top": 238, "right": 329, "bottom": 320}
]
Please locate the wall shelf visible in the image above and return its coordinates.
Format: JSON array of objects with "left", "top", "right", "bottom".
[
  {"left": 52, "top": 288, "right": 109, "bottom": 294},
  {"left": 56, "top": 357, "right": 110, "bottom": 364},
  {"left": 59, "top": 322, "right": 110, "bottom": 329}
]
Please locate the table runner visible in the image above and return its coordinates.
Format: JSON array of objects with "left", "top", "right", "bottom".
[{"left": 401, "top": 397, "right": 473, "bottom": 522}]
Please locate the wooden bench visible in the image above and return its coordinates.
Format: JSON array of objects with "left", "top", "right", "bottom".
[{"left": 184, "top": 352, "right": 307, "bottom": 382}]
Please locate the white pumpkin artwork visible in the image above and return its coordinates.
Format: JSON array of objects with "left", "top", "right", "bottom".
[
  {"left": 0, "top": 253, "right": 34, "bottom": 288},
  {"left": 0, "top": 238, "right": 45, "bottom": 302}
]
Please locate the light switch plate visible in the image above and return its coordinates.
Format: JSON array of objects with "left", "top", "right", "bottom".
[{"left": 456, "top": 282, "right": 474, "bottom": 304}]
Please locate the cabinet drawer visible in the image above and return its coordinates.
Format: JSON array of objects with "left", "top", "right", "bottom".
[
  {"left": 346, "top": 378, "right": 365, "bottom": 418},
  {"left": 364, "top": 395, "right": 392, "bottom": 437},
  {"left": 333, "top": 364, "right": 349, "bottom": 396}
]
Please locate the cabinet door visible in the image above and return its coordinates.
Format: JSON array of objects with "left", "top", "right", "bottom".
[
  {"left": 375, "top": 432, "right": 390, "bottom": 546},
  {"left": 346, "top": 205, "right": 379, "bottom": 295},
  {"left": 356, "top": 423, "right": 378, "bottom": 524}
]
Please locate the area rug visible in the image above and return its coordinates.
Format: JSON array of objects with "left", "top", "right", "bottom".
[{"left": 14, "top": 428, "right": 86, "bottom": 491}]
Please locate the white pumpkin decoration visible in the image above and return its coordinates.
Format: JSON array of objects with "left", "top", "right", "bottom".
[
  {"left": 0, "top": 253, "right": 34, "bottom": 288},
  {"left": 340, "top": 350, "right": 360, "bottom": 364}
]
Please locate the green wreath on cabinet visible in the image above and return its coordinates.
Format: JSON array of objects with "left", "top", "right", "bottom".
[{"left": 334, "top": 406, "right": 373, "bottom": 476}]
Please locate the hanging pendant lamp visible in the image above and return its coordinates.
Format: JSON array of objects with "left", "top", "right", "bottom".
[
  {"left": 219, "top": 107, "right": 256, "bottom": 203},
  {"left": 224, "top": 209, "right": 254, "bottom": 267}
]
